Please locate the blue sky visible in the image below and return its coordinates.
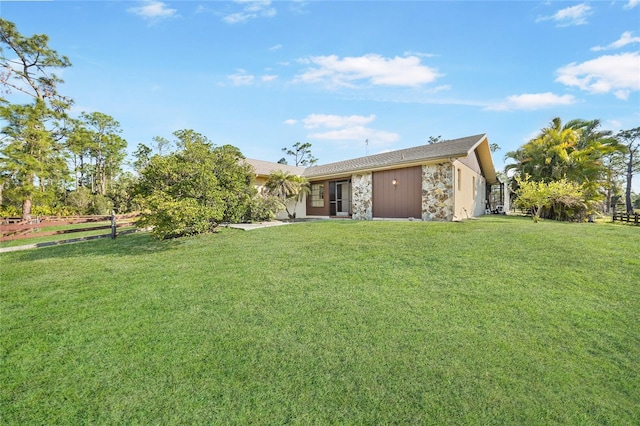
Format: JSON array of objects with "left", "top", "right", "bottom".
[{"left": 2, "top": 0, "right": 639, "bottom": 189}]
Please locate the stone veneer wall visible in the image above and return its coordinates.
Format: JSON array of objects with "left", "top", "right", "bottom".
[
  {"left": 422, "top": 163, "right": 454, "bottom": 221},
  {"left": 351, "top": 172, "right": 373, "bottom": 220}
]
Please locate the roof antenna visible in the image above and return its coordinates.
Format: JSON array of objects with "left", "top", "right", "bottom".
[{"left": 365, "top": 139, "right": 369, "bottom": 156}]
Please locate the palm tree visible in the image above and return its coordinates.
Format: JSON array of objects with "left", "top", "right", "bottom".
[
  {"left": 505, "top": 117, "right": 623, "bottom": 218},
  {"left": 264, "top": 171, "right": 309, "bottom": 219}
]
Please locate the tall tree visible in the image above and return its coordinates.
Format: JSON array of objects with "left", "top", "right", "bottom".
[
  {"left": 282, "top": 141, "right": 318, "bottom": 167},
  {"left": 0, "top": 101, "right": 67, "bottom": 217},
  {"left": 152, "top": 136, "right": 171, "bottom": 156},
  {"left": 133, "top": 143, "right": 152, "bottom": 173},
  {"left": 615, "top": 127, "right": 640, "bottom": 213},
  {"left": 77, "top": 112, "right": 127, "bottom": 195},
  {"left": 66, "top": 118, "right": 92, "bottom": 190},
  {"left": 0, "top": 19, "right": 71, "bottom": 108},
  {"left": 0, "top": 18, "right": 71, "bottom": 219}
]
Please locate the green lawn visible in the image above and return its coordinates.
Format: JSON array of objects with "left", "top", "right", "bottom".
[{"left": 1, "top": 216, "right": 638, "bottom": 424}]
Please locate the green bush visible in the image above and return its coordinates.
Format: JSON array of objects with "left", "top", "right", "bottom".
[
  {"left": 65, "top": 188, "right": 93, "bottom": 214},
  {"left": 134, "top": 130, "right": 256, "bottom": 239},
  {"left": 64, "top": 188, "right": 114, "bottom": 215},
  {"left": 0, "top": 205, "right": 20, "bottom": 217},
  {"left": 249, "top": 194, "right": 284, "bottom": 222},
  {"left": 89, "top": 194, "right": 114, "bottom": 215},
  {"left": 515, "top": 175, "right": 588, "bottom": 222},
  {"left": 138, "top": 193, "right": 223, "bottom": 240},
  {"left": 31, "top": 204, "right": 73, "bottom": 217}
]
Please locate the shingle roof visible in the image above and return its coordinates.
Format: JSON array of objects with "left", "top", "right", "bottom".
[
  {"left": 244, "top": 158, "right": 306, "bottom": 177},
  {"left": 303, "top": 134, "right": 487, "bottom": 178}
]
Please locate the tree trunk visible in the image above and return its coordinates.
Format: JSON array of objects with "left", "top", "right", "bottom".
[
  {"left": 79, "top": 154, "right": 85, "bottom": 188},
  {"left": 22, "top": 198, "right": 32, "bottom": 221},
  {"left": 626, "top": 147, "right": 634, "bottom": 213},
  {"left": 101, "top": 171, "right": 107, "bottom": 196}
]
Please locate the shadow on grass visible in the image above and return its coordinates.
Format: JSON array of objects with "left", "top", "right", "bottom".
[{"left": 6, "top": 231, "right": 185, "bottom": 261}]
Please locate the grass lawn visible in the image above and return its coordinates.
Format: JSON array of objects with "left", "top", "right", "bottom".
[{"left": 1, "top": 216, "right": 639, "bottom": 424}]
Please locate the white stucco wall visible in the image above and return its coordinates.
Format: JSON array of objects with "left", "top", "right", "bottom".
[
  {"left": 275, "top": 195, "right": 306, "bottom": 220},
  {"left": 452, "top": 160, "right": 486, "bottom": 220}
]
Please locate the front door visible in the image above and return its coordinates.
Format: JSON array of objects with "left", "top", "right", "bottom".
[{"left": 329, "top": 180, "right": 351, "bottom": 216}]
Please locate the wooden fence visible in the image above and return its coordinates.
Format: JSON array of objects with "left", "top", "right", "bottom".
[
  {"left": 0, "top": 213, "right": 140, "bottom": 243},
  {"left": 612, "top": 211, "right": 640, "bottom": 225}
]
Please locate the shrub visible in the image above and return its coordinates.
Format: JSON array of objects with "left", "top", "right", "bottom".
[
  {"left": 31, "top": 204, "right": 73, "bottom": 217},
  {"left": 0, "top": 205, "right": 20, "bottom": 217},
  {"left": 515, "top": 175, "right": 588, "bottom": 222},
  {"left": 250, "top": 194, "right": 284, "bottom": 222},
  {"left": 137, "top": 193, "right": 223, "bottom": 240},
  {"left": 88, "top": 194, "right": 114, "bottom": 215},
  {"left": 65, "top": 188, "right": 93, "bottom": 214},
  {"left": 134, "top": 130, "right": 256, "bottom": 239}
]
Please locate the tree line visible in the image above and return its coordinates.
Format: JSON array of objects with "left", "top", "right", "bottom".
[
  {"left": 0, "top": 18, "right": 130, "bottom": 219},
  {"left": 0, "top": 18, "right": 307, "bottom": 232}
]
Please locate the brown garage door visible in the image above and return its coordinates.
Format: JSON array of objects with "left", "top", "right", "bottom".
[{"left": 372, "top": 166, "right": 422, "bottom": 218}]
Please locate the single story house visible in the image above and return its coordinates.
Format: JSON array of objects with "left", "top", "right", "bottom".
[{"left": 246, "top": 133, "right": 504, "bottom": 221}]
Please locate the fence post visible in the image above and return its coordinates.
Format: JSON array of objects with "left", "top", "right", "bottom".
[{"left": 111, "top": 211, "right": 116, "bottom": 239}]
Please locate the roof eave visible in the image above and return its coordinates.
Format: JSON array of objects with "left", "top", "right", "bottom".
[{"left": 473, "top": 136, "right": 498, "bottom": 184}]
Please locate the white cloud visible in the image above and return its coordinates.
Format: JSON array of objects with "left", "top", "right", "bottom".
[
  {"left": 556, "top": 52, "right": 640, "bottom": 99},
  {"left": 591, "top": 31, "right": 640, "bottom": 51},
  {"left": 295, "top": 54, "right": 442, "bottom": 88},
  {"left": 223, "top": 0, "right": 276, "bottom": 24},
  {"left": 537, "top": 4, "right": 592, "bottom": 26},
  {"left": 428, "top": 85, "right": 451, "bottom": 94},
  {"left": 309, "top": 126, "right": 399, "bottom": 145},
  {"left": 403, "top": 51, "right": 436, "bottom": 58},
  {"left": 128, "top": 1, "right": 177, "bottom": 20},
  {"left": 284, "top": 119, "right": 297, "bottom": 125},
  {"left": 227, "top": 70, "right": 254, "bottom": 86},
  {"left": 606, "top": 119, "right": 622, "bottom": 130},
  {"left": 302, "top": 114, "right": 376, "bottom": 129},
  {"left": 487, "top": 92, "right": 576, "bottom": 111},
  {"left": 269, "top": 44, "right": 283, "bottom": 51},
  {"left": 614, "top": 90, "right": 631, "bottom": 100},
  {"left": 624, "top": 0, "right": 639, "bottom": 9},
  {"left": 261, "top": 74, "right": 278, "bottom": 82},
  {"left": 294, "top": 113, "right": 399, "bottom": 146},
  {"left": 289, "top": 0, "right": 309, "bottom": 14}
]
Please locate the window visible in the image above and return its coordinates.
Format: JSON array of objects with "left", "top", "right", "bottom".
[
  {"left": 472, "top": 176, "right": 477, "bottom": 199},
  {"left": 311, "top": 183, "right": 324, "bottom": 207},
  {"left": 457, "top": 168, "right": 462, "bottom": 191}
]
